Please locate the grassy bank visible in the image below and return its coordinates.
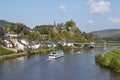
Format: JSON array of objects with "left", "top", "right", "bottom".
[
  {"left": 95, "top": 48, "right": 120, "bottom": 73},
  {"left": 0, "top": 46, "right": 14, "bottom": 55},
  {"left": 0, "top": 53, "right": 26, "bottom": 61},
  {"left": 0, "top": 48, "right": 54, "bottom": 62},
  {"left": 0, "top": 44, "right": 89, "bottom": 62}
]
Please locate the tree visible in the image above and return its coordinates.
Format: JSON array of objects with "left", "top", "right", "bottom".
[
  {"left": 34, "top": 25, "right": 53, "bottom": 34},
  {"left": 65, "top": 20, "right": 76, "bottom": 27}
]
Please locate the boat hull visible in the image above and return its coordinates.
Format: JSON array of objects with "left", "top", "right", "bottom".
[{"left": 48, "top": 50, "right": 64, "bottom": 59}]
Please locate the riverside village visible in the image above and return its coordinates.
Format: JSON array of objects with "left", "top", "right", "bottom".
[
  {"left": 0, "top": 20, "right": 120, "bottom": 79},
  {"left": 1, "top": 0, "right": 120, "bottom": 80}
]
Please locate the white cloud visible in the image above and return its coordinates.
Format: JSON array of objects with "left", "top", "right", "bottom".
[
  {"left": 87, "top": 0, "right": 111, "bottom": 14},
  {"left": 88, "top": 19, "right": 94, "bottom": 24},
  {"left": 108, "top": 17, "right": 120, "bottom": 24},
  {"left": 59, "top": 5, "right": 67, "bottom": 12}
]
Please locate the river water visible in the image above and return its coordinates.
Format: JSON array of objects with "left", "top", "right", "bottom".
[{"left": 0, "top": 47, "right": 120, "bottom": 80}]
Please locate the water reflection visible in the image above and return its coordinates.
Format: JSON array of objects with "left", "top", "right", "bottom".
[
  {"left": 0, "top": 46, "right": 120, "bottom": 80},
  {"left": 17, "top": 57, "right": 26, "bottom": 63}
]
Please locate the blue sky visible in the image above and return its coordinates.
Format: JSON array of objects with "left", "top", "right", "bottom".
[{"left": 0, "top": 0, "right": 120, "bottom": 32}]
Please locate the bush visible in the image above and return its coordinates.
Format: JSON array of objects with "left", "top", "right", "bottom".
[
  {"left": 26, "top": 48, "right": 32, "bottom": 54},
  {"left": 55, "top": 44, "right": 72, "bottom": 53}
]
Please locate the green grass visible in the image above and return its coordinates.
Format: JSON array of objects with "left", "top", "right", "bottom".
[
  {"left": 0, "top": 46, "right": 14, "bottom": 55},
  {"left": 95, "top": 48, "right": 120, "bottom": 73},
  {"left": 104, "top": 51, "right": 114, "bottom": 60},
  {"left": 0, "top": 53, "right": 26, "bottom": 61}
]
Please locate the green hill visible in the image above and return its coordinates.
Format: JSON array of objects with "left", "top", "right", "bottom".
[
  {"left": 0, "top": 20, "right": 12, "bottom": 37},
  {"left": 0, "top": 20, "right": 11, "bottom": 28},
  {"left": 0, "top": 20, "right": 94, "bottom": 43},
  {"left": 34, "top": 20, "right": 95, "bottom": 42},
  {"left": 91, "top": 29, "right": 120, "bottom": 41}
]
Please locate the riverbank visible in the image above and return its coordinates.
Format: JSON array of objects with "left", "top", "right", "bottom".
[
  {"left": 0, "top": 53, "right": 26, "bottom": 61},
  {"left": 95, "top": 48, "right": 120, "bottom": 73},
  {"left": 0, "top": 46, "right": 14, "bottom": 55},
  {"left": 0, "top": 44, "right": 90, "bottom": 62},
  {"left": 0, "top": 48, "right": 54, "bottom": 62}
]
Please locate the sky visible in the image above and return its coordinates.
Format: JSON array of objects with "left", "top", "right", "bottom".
[{"left": 0, "top": 0, "right": 120, "bottom": 32}]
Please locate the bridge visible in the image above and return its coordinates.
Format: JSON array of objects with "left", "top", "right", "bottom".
[{"left": 73, "top": 43, "right": 120, "bottom": 48}]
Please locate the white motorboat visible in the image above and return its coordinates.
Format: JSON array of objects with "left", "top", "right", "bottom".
[{"left": 49, "top": 50, "right": 64, "bottom": 59}]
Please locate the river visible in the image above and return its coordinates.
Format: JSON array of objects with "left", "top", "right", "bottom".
[{"left": 0, "top": 46, "right": 120, "bottom": 80}]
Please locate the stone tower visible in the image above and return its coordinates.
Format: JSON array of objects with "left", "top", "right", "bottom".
[{"left": 53, "top": 21, "right": 58, "bottom": 33}]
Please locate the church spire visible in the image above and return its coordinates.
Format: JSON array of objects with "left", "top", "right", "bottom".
[
  {"left": 54, "top": 21, "right": 57, "bottom": 27},
  {"left": 53, "top": 21, "right": 58, "bottom": 32}
]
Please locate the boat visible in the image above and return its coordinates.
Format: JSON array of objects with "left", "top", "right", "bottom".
[
  {"left": 77, "top": 51, "right": 81, "bottom": 53},
  {"left": 49, "top": 50, "right": 64, "bottom": 59}
]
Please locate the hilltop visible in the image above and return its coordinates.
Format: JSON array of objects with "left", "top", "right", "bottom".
[
  {"left": 91, "top": 29, "right": 120, "bottom": 41},
  {"left": 0, "top": 20, "right": 94, "bottom": 43},
  {"left": 0, "top": 20, "right": 35, "bottom": 41},
  {"left": 0, "top": 20, "right": 12, "bottom": 28},
  {"left": 0, "top": 20, "right": 12, "bottom": 37},
  {"left": 33, "top": 20, "right": 94, "bottom": 42}
]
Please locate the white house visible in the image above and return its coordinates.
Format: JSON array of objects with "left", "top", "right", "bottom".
[
  {"left": 47, "top": 43, "right": 57, "bottom": 47},
  {"left": 29, "top": 44, "right": 40, "bottom": 49},
  {"left": 4, "top": 40, "right": 13, "bottom": 48},
  {"left": 5, "top": 34, "right": 18, "bottom": 38},
  {"left": 33, "top": 44, "right": 40, "bottom": 49},
  {"left": 16, "top": 42, "right": 25, "bottom": 51},
  {"left": 67, "top": 42, "right": 74, "bottom": 47},
  {"left": 53, "top": 43, "right": 57, "bottom": 47},
  {"left": 61, "top": 41, "right": 74, "bottom": 47},
  {"left": 48, "top": 43, "right": 52, "bottom": 47},
  {"left": 21, "top": 39, "right": 29, "bottom": 46},
  {"left": 61, "top": 41, "right": 67, "bottom": 46}
]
